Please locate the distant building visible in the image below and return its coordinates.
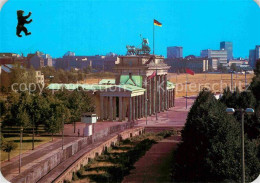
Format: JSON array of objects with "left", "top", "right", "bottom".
[
  {"left": 0, "top": 64, "right": 45, "bottom": 91},
  {"left": 0, "top": 53, "right": 28, "bottom": 67},
  {"left": 249, "top": 45, "right": 260, "bottom": 68},
  {"left": 0, "top": 64, "right": 12, "bottom": 91},
  {"left": 29, "top": 55, "right": 44, "bottom": 69},
  {"left": 201, "top": 49, "right": 227, "bottom": 64},
  {"left": 0, "top": 53, "right": 20, "bottom": 58},
  {"left": 27, "top": 51, "right": 53, "bottom": 68},
  {"left": 64, "top": 51, "right": 75, "bottom": 57},
  {"left": 41, "top": 54, "right": 53, "bottom": 67},
  {"left": 167, "top": 46, "right": 183, "bottom": 59},
  {"left": 220, "top": 41, "right": 233, "bottom": 60},
  {"left": 165, "top": 58, "right": 208, "bottom": 73},
  {"left": 249, "top": 50, "right": 256, "bottom": 68},
  {"left": 35, "top": 70, "right": 44, "bottom": 85},
  {"left": 228, "top": 59, "right": 248, "bottom": 67},
  {"left": 55, "top": 52, "right": 118, "bottom": 71},
  {"left": 55, "top": 55, "right": 90, "bottom": 70},
  {"left": 208, "top": 58, "right": 220, "bottom": 71}
]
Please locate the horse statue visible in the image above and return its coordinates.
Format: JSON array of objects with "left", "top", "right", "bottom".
[{"left": 126, "top": 37, "right": 151, "bottom": 55}]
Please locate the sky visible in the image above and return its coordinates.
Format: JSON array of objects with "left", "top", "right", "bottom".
[{"left": 0, "top": 0, "right": 260, "bottom": 58}]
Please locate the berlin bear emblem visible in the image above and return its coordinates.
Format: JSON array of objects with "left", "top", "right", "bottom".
[{"left": 16, "top": 10, "right": 33, "bottom": 37}]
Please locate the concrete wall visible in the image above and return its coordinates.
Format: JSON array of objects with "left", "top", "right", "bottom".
[
  {"left": 54, "top": 127, "right": 144, "bottom": 183},
  {"left": 11, "top": 122, "right": 135, "bottom": 183}
]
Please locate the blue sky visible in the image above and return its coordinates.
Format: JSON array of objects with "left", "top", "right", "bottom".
[{"left": 0, "top": 0, "right": 260, "bottom": 58}]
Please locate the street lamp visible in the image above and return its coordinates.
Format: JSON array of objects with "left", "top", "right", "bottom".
[
  {"left": 19, "top": 127, "right": 23, "bottom": 174},
  {"left": 146, "top": 98, "right": 148, "bottom": 125},
  {"left": 226, "top": 107, "right": 255, "bottom": 183},
  {"left": 62, "top": 114, "right": 64, "bottom": 150}
]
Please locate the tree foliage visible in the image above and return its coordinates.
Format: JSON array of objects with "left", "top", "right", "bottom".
[
  {"left": 2, "top": 141, "right": 18, "bottom": 161},
  {"left": 41, "top": 66, "right": 90, "bottom": 83},
  {"left": 2, "top": 89, "right": 94, "bottom": 137},
  {"left": 173, "top": 90, "right": 260, "bottom": 182}
]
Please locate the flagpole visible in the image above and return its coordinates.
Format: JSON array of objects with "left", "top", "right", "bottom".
[
  {"left": 153, "top": 19, "right": 155, "bottom": 55},
  {"left": 145, "top": 80, "right": 148, "bottom": 125},
  {"left": 155, "top": 68, "right": 158, "bottom": 120},
  {"left": 186, "top": 73, "right": 188, "bottom": 109}
]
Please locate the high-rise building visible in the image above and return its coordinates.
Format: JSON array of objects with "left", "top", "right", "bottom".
[
  {"left": 167, "top": 46, "right": 183, "bottom": 58},
  {"left": 249, "top": 45, "right": 260, "bottom": 68},
  {"left": 256, "top": 45, "right": 260, "bottom": 61},
  {"left": 249, "top": 49, "right": 256, "bottom": 68},
  {"left": 220, "top": 41, "right": 233, "bottom": 60},
  {"left": 200, "top": 49, "right": 227, "bottom": 64}
]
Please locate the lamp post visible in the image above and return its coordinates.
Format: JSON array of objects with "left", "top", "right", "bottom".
[
  {"left": 19, "top": 127, "right": 23, "bottom": 174},
  {"left": 145, "top": 79, "right": 148, "bottom": 125},
  {"left": 244, "top": 70, "right": 247, "bottom": 88},
  {"left": 231, "top": 71, "right": 233, "bottom": 92},
  {"left": 62, "top": 114, "right": 64, "bottom": 150},
  {"left": 226, "top": 107, "right": 255, "bottom": 183}
]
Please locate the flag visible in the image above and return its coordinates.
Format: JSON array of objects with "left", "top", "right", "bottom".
[
  {"left": 254, "top": 0, "right": 260, "bottom": 7},
  {"left": 154, "top": 19, "right": 162, "bottom": 27},
  {"left": 186, "top": 68, "right": 195, "bottom": 75},
  {"left": 147, "top": 71, "right": 156, "bottom": 80}
]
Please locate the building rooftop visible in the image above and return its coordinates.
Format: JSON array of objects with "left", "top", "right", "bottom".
[
  {"left": 98, "top": 79, "right": 116, "bottom": 85},
  {"left": 47, "top": 81, "right": 175, "bottom": 92},
  {"left": 47, "top": 83, "right": 146, "bottom": 92}
]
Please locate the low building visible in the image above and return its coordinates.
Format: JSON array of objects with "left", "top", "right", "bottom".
[
  {"left": 0, "top": 55, "right": 28, "bottom": 67},
  {"left": 208, "top": 58, "right": 219, "bottom": 70},
  {"left": 35, "top": 70, "right": 44, "bottom": 85},
  {"left": 29, "top": 55, "right": 44, "bottom": 69},
  {"left": 41, "top": 54, "right": 53, "bottom": 67},
  {"left": 55, "top": 52, "right": 118, "bottom": 72},
  {"left": 0, "top": 64, "right": 45, "bottom": 91},
  {"left": 0, "top": 64, "right": 16, "bottom": 91},
  {"left": 228, "top": 59, "right": 248, "bottom": 67},
  {"left": 201, "top": 49, "right": 227, "bottom": 64},
  {"left": 0, "top": 53, "right": 20, "bottom": 58},
  {"left": 165, "top": 58, "right": 208, "bottom": 73}
]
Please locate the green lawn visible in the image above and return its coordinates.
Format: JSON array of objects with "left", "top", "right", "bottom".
[{"left": 1, "top": 136, "right": 52, "bottom": 161}]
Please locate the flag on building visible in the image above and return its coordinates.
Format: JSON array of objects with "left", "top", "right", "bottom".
[
  {"left": 186, "top": 68, "right": 195, "bottom": 75},
  {"left": 154, "top": 19, "right": 162, "bottom": 27},
  {"left": 147, "top": 71, "right": 156, "bottom": 80}
]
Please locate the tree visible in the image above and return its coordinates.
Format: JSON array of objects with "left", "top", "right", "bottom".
[
  {"left": 231, "top": 63, "right": 237, "bottom": 72},
  {"left": 54, "top": 89, "right": 93, "bottom": 133},
  {"left": 3, "top": 92, "right": 31, "bottom": 128},
  {"left": 2, "top": 141, "right": 18, "bottom": 161},
  {"left": 27, "top": 94, "right": 50, "bottom": 149},
  {"left": 173, "top": 90, "right": 260, "bottom": 182},
  {"left": 218, "top": 64, "right": 228, "bottom": 73},
  {"left": 250, "top": 60, "right": 260, "bottom": 103},
  {"left": 44, "top": 96, "right": 66, "bottom": 141},
  {"left": 1, "top": 134, "right": 5, "bottom": 148},
  {"left": 220, "top": 87, "right": 260, "bottom": 139},
  {"left": 0, "top": 100, "right": 6, "bottom": 119}
]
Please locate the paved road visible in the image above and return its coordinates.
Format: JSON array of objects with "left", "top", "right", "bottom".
[{"left": 136, "top": 96, "right": 195, "bottom": 128}]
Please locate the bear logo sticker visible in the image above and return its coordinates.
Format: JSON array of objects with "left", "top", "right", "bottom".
[{"left": 16, "top": 10, "right": 33, "bottom": 37}]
